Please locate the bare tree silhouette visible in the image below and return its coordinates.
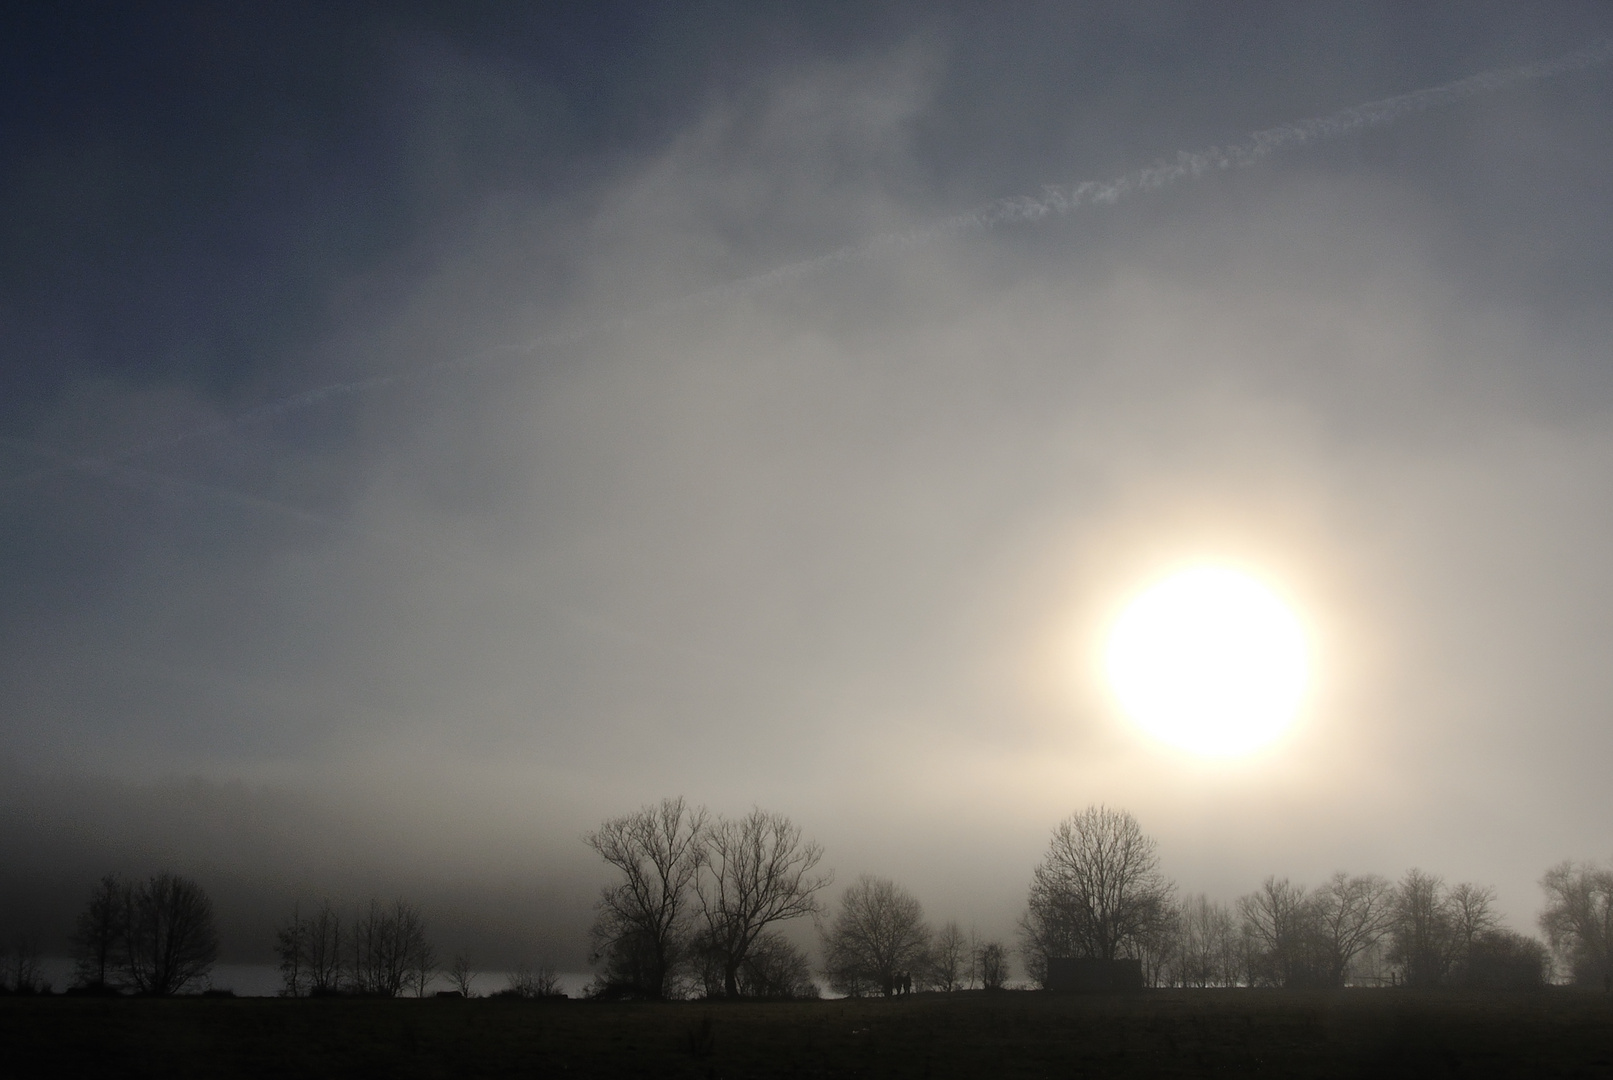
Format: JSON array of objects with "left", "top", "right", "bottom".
[
  {"left": 1173, "top": 894, "right": 1239, "bottom": 987},
  {"left": 1539, "top": 860, "right": 1613, "bottom": 986},
  {"left": 821, "top": 875, "right": 931, "bottom": 998},
  {"left": 123, "top": 872, "right": 218, "bottom": 996},
  {"left": 586, "top": 797, "right": 707, "bottom": 1000},
  {"left": 1312, "top": 873, "right": 1396, "bottom": 987},
  {"left": 504, "top": 962, "right": 562, "bottom": 997},
  {"left": 350, "top": 899, "right": 431, "bottom": 997},
  {"left": 930, "top": 920, "right": 968, "bottom": 992},
  {"left": 1020, "top": 805, "right": 1173, "bottom": 985},
  {"left": 1388, "top": 869, "right": 1502, "bottom": 988},
  {"left": 697, "top": 808, "right": 830, "bottom": 999},
  {"left": 275, "top": 902, "right": 307, "bottom": 997},
  {"left": 447, "top": 955, "right": 477, "bottom": 997},
  {"left": 302, "top": 900, "right": 345, "bottom": 995},
  {"left": 71, "top": 874, "right": 127, "bottom": 991},
  {"left": 1238, "top": 877, "right": 1320, "bottom": 987},
  {"left": 4, "top": 935, "right": 47, "bottom": 994},
  {"left": 977, "top": 940, "right": 1010, "bottom": 991}
]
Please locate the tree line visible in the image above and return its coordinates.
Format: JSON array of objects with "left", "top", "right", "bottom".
[
  {"left": 274, "top": 898, "right": 434, "bottom": 997},
  {"left": 586, "top": 799, "right": 829, "bottom": 1000},
  {"left": 50, "top": 874, "right": 563, "bottom": 999},
  {"left": 1018, "top": 805, "right": 1613, "bottom": 991},
  {"left": 272, "top": 897, "right": 564, "bottom": 998},
  {"left": 584, "top": 799, "right": 1613, "bottom": 998},
  {"left": 1017, "top": 805, "right": 1555, "bottom": 990},
  {"left": 24, "top": 804, "right": 1613, "bottom": 998},
  {"left": 582, "top": 796, "right": 1011, "bottom": 1000}
]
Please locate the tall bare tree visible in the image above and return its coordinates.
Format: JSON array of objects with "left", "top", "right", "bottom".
[
  {"left": 697, "top": 807, "right": 830, "bottom": 999},
  {"left": 977, "top": 940, "right": 1010, "bottom": 990},
  {"left": 351, "top": 899, "right": 430, "bottom": 997},
  {"left": 302, "top": 900, "right": 345, "bottom": 994},
  {"left": 930, "top": 920, "right": 968, "bottom": 992},
  {"left": 1312, "top": 873, "right": 1396, "bottom": 987},
  {"left": 1174, "top": 893, "right": 1238, "bottom": 987},
  {"left": 1238, "top": 876, "right": 1320, "bottom": 988},
  {"left": 1390, "top": 869, "right": 1456, "bottom": 988},
  {"left": 275, "top": 902, "right": 308, "bottom": 997},
  {"left": 446, "top": 955, "right": 477, "bottom": 997},
  {"left": 821, "top": 875, "right": 931, "bottom": 997},
  {"left": 586, "top": 797, "right": 708, "bottom": 1000},
  {"left": 1135, "top": 894, "right": 1181, "bottom": 988},
  {"left": 123, "top": 872, "right": 218, "bottom": 995},
  {"left": 71, "top": 874, "right": 127, "bottom": 990},
  {"left": 1020, "top": 805, "right": 1174, "bottom": 985},
  {"left": 1448, "top": 882, "right": 1500, "bottom": 957},
  {"left": 1539, "top": 860, "right": 1613, "bottom": 986},
  {"left": 408, "top": 925, "right": 437, "bottom": 997}
]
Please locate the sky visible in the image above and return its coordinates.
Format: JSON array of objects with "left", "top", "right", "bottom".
[{"left": 5, "top": 1, "right": 1613, "bottom": 970}]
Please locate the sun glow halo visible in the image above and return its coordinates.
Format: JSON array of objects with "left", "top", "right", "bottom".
[{"left": 1105, "top": 566, "right": 1308, "bottom": 757}]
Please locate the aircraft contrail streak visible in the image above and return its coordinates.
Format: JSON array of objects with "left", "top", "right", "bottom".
[
  {"left": 680, "top": 37, "right": 1613, "bottom": 303},
  {"left": 0, "top": 435, "right": 341, "bottom": 529},
  {"left": 4, "top": 38, "right": 1609, "bottom": 490}
]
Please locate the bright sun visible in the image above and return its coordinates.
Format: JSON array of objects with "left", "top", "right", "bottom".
[{"left": 1105, "top": 566, "right": 1308, "bottom": 757}]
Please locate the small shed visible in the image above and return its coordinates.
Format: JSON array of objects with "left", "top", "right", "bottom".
[{"left": 1045, "top": 957, "right": 1144, "bottom": 992}]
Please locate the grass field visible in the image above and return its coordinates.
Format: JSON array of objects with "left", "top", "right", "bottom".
[{"left": 5, "top": 988, "right": 1613, "bottom": 1078}]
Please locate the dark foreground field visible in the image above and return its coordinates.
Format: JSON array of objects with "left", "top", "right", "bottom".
[{"left": 5, "top": 988, "right": 1613, "bottom": 1079}]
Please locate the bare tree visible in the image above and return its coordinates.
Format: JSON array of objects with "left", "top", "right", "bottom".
[
  {"left": 407, "top": 922, "right": 437, "bottom": 997},
  {"left": 1135, "top": 896, "right": 1181, "bottom": 988},
  {"left": 447, "top": 955, "right": 477, "bottom": 997},
  {"left": 1448, "top": 882, "right": 1500, "bottom": 957},
  {"left": 351, "top": 899, "right": 430, "bottom": 997},
  {"left": 1020, "top": 805, "right": 1174, "bottom": 986},
  {"left": 697, "top": 807, "right": 831, "bottom": 999},
  {"left": 1174, "top": 894, "right": 1238, "bottom": 987},
  {"left": 350, "top": 901, "right": 388, "bottom": 995},
  {"left": 4, "top": 935, "right": 47, "bottom": 994},
  {"left": 1311, "top": 873, "right": 1396, "bottom": 987},
  {"left": 1238, "top": 877, "right": 1321, "bottom": 987},
  {"left": 123, "top": 872, "right": 218, "bottom": 995},
  {"left": 71, "top": 873, "right": 127, "bottom": 990},
  {"left": 977, "top": 940, "right": 1010, "bottom": 991},
  {"left": 1539, "top": 860, "right": 1613, "bottom": 986},
  {"left": 507, "top": 962, "right": 562, "bottom": 997},
  {"left": 1390, "top": 869, "right": 1456, "bottom": 988},
  {"left": 930, "top": 920, "right": 968, "bottom": 992},
  {"left": 586, "top": 797, "right": 708, "bottom": 1000},
  {"left": 303, "top": 900, "right": 344, "bottom": 994},
  {"left": 820, "top": 875, "right": 931, "bottom": 997},
  {"left": 275, "top": 902, "right": 308, "bottom": 997}
]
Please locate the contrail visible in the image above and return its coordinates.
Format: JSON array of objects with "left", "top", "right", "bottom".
[
  {"left": 6, "top": 37, "right": 1610, "bottom": 489},
  {"left": 681, "top": 36, "right": 1613, "bottom": 303},
  {"left": 1, "top": 435, "right": 343, "bottom": 530}
]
